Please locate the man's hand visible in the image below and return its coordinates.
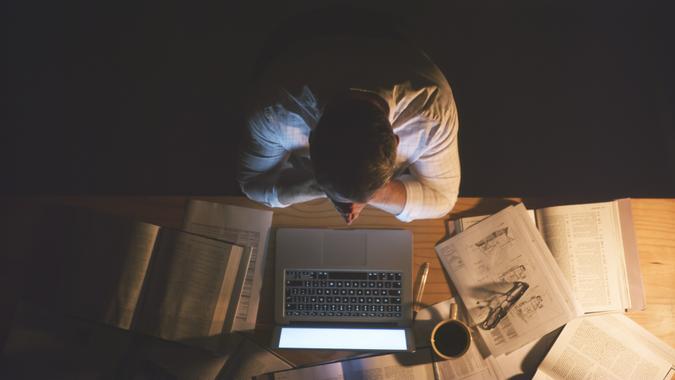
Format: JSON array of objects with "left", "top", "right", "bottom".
[
  {"left": 328, "top": 180, "right": 406, "bottom": 224},
  {"left": 329, "top": 199, "right": 366, "bottom": 225}
]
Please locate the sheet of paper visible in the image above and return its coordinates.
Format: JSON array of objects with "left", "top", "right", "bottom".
[
  {"left": 217, "top": 338, "right": 293, "bottom": 379},
  {"left": 436, "top": 204, "right": 580, "bottom": 356},
  {"left": 533, "top": 314, "right": 675, "bottom": 380},
  {"left": 536, "top": 201, "right": 628, "bottom": 313},
  {"left": 485, "top": 327, "right": 562, "bottom": 380},
  {"left": 264, "top": 350, "right": 436, "bottom": 380},
  {"left": 455, "top": 209, "right": 537, "bottom": 233},
  {"left": 133, "top": 229, "right": 245, "bottom": 346},
  {"left": 63, "top": 209, "right": 160, "bottom": 329},
  {"left": 666, "top": 368, "right": 675, "bottom": 379},
  {"left": 414, "top": 299, "right": 495, "bottom": 380},
  {"left": 616, "top": 198, "right": 646, "bottom": 311},
  {"left": 184, "top": 200, "right": 273, "bottom": 331}
]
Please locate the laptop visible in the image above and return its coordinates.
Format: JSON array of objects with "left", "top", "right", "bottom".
[{"left": 271, "top": 228, "right": 416, "bottom": 352}]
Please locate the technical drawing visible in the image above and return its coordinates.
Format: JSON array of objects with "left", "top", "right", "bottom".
[
  {"left": 474, "top": 227, "right": 514, "bottom": 253},
  {"left": 473, "top": 281, "right": 530, "bottom": 330},
  {"left": 446, "top": 254, "right": 465, "bottom": 272},
  {"left": 514, "top": 295, "right": 544, "bottom": 323},
  {"left": 499, "top": 265, "right": 527, "bottom": 283}
]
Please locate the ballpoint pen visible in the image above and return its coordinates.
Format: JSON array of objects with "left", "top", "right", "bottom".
[{"left": 414, "top": 262, "right": 430, "bottom": 315}]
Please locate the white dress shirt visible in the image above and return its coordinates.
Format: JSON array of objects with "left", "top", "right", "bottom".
[{"left": 238, "top": 38, "right": 460, "bottom": 222}]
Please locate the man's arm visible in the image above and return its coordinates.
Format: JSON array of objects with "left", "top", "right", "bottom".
[
  {"left": 368, "top": 180, "right": 406, "bottom": 215},
  {"left": 344, "top": 115, "right": 460, "bottom": 223},
  {"left": 394, "top": 106, "right": 461, "bottom": 222},
  {"left": 237, "top": 110, "right": 324, "bottom": 207},
  {"left": 398, "top": 133, "right": 460, "bottom": 221},
  {"left": 275, "top": 168, "right": 325, "bottom": 205}
]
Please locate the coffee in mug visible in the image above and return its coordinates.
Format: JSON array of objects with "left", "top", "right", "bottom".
[{"left": 430, "top": 303, "right": 472, "bottom": 359}]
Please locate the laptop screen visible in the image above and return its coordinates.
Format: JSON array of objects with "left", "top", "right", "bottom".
[{"left": 277, "top": 327, "right": 408, "bottom": 350}]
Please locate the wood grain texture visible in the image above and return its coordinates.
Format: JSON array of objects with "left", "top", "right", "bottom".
[
  {"left": 6, "top": 196, "right": 672, "bottom": 364},
  {"left": 625, "top": 199, "right": 675, "bottom": 348}
]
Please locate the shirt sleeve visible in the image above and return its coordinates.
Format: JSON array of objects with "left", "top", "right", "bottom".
[
  {"left": 237, "top": 107, "right": 289, "bottom": 208},
  {"left": 395, "top": 103, "right": 460, "bottom": 222}
]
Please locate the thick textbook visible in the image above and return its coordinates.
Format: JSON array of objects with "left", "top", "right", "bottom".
[{"left": 36, "top": 207, "right": 250, "bottom": 351}]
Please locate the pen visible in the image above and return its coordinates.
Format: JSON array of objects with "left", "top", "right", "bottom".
[{"left": 414, "top": 262, "right": 430, "bottom": 315}]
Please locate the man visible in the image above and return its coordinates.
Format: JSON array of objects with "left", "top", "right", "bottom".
[{"left": 238, "top": 38, "right": 460, "bottom": 223}]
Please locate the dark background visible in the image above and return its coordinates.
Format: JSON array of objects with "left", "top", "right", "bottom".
[{"left": 5, "top": 0, "right": 675, "bottom": 198}]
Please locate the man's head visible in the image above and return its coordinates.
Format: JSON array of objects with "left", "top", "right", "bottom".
[{"left": 309, "top": 91, "right": 398, "bottom": 203}]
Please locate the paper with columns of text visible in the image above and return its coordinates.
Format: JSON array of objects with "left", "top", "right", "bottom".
[
  {"left": 533, "top": 313, "right": 675, "bottom": 380},
  {"left": 183, "top": 200, "right": 273, "bottom": 331}
]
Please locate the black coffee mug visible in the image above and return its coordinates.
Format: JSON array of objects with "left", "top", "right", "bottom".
[{"left": 430, "top": 303, "right": 472, "bottom": 359}]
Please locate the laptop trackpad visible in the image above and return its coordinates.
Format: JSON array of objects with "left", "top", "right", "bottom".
[{"left": 323, "top": 231, "right": 366, "bottom": 266}]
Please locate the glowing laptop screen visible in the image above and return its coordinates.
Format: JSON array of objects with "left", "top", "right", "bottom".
[{"left": 278, "top": 327, "right": 408, "bottom": 350}]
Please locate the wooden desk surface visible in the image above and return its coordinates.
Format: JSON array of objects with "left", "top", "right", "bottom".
[{"left": 2, "top": 196, "right": 674, "bottom": 366}]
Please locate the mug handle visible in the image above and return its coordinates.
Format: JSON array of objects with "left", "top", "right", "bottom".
[{"left": 449, "top": 302, "right": 458, "bottom": 320}]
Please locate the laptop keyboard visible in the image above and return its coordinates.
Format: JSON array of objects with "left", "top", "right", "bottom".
[{"left": 284, "top": 270, "right": 403, "bottom": 319}]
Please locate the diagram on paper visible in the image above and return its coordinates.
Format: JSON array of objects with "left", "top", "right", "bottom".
[
  {"left": 475, "top": 227, "right": 514, "bottom": 254},
  {"left": 499, "top": 265, "right": 527, "bottom": 283},
  {"left": 446, "top": 254, "right": 465, "bottom": 273},
  {"left": 513, "top": 295, "right": 544, "bottom": 324},
  {"left": 472, "top": 281, "right": 530, "bottom": 330}
]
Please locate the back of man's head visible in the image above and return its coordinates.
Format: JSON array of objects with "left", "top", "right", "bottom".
[{"left": 310, "top": 92, "right": 397, "bottom": 203}]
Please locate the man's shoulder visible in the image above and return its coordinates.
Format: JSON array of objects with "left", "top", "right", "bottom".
[
  {"left": 388, "top": 80, "right": 455, "bottom": 128},
  {"left": 247, "top": 85, "right": 320, "bottom": 132}
]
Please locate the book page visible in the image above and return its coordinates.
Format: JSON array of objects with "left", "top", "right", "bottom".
[
  {"left": 533, "top": 314, "right": 675, "bottom": 380},
  {"left": 617, "top": 198, "right": 646, "bottom": 311},
  {"left": 414, "top": 299, "right": 495, "bottom": 380},
  {"left": 183, "top": 200, "right": 273, "bottom": 331},
  {"left": 666, "top": 368, "right": 675, "bottom": 379},
  {"left": 535, "top": 201, "right": 628, "bottom": 313},
  {"left": 455, "top": 209, "right": 536, "bottom": 233},
  {"left": 62, "top": 209, "right": 160, "bottom": 329},
  {"left": 133, "top": 229, "right": 245, "bottom": 345},
  {"left": 436, "top": 204, "right": 580, "bottom": 356},
  {"left": 485, "top": 327, "right": 562, "bottom": 380},
  {"left": 263, "top": 350, "right": 436, "bottom": 380}
]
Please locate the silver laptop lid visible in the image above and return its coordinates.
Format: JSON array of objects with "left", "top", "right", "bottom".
[{"left": 274, "top": 229, "right": 413, "bottom": 327}]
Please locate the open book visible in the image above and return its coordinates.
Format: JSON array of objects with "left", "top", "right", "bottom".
[
  {"left": 453, "top": 199, "right": 645, "bottom": 314},
  {"left": 533, "top": 314, "right": 675, "bottom": 380},
  {"left": 47, "top": 207, "right": 251, "bottom": 351},
  {"left": 436, "top": 204, "right": 582, "bottom": 357},
  {"left": 182, "top": 199, "right": 274, "bottom": 332}
]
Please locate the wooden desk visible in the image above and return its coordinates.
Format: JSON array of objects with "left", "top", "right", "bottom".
[{"left": 2, "top": 197, "right": 674, "bottom": 366}]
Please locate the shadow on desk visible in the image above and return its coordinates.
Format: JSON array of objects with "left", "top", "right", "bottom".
[{"left": 1, "top": 302, "right": 236, "bottom": 379}]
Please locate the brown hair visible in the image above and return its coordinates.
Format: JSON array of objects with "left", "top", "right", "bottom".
[{"left": 310, "top": 92, "right": 397, "bottom": 202}]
